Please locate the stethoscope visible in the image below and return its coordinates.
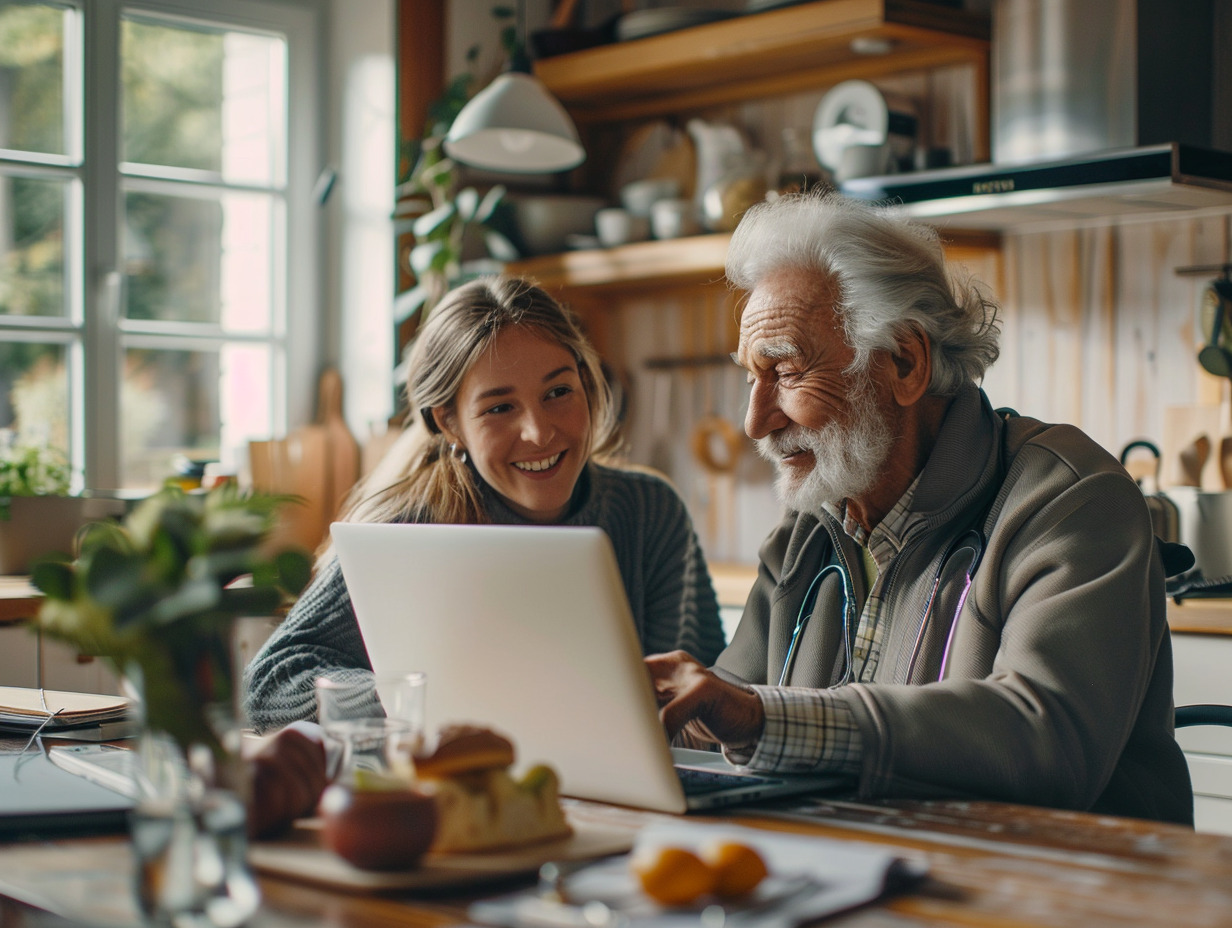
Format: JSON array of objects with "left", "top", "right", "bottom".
[{"left": 778, "top": 528, "right": 986, "bottom": 687}]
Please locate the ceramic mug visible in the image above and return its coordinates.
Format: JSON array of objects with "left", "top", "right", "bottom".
[
  {"left": 595, "top": 208, "right": 650, "bottom": 247},
  {"left": 651, "top": 198, "right": 700, "bottom": 240}
]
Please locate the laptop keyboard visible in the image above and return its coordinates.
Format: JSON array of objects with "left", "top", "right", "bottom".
[{"left": 676, "top": 766, "right": 781, "bottom": 796}]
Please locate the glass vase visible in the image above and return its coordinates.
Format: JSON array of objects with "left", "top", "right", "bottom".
[{"left": 125, "top": 629, "right": 261, "bottom": 928}]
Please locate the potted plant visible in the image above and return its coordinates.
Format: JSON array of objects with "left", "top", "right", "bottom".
[
  {"left": 0, "top": 441, "right": 126, "bottom": 574},
  {"left": 31, "top": 483, "right": 312, "bottom": 925}
]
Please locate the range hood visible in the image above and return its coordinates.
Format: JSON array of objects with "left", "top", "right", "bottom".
[{"left": 840, "top": 143, "right": 1232, "bottom": 231}]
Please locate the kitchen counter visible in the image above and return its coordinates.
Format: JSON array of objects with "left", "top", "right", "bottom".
[
  {"left": 1167, "top": 599, "right": 1232, "bottom": 636},
  {"left": 0, "top": 577, "right": 39, "bottom": 625}
]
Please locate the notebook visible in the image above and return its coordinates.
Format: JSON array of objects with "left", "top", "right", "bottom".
[{"left": 331, "top": 522, "right": 847, "bottom": 813}]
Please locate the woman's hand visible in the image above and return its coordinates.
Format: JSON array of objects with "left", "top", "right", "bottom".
[
  {"left": 245, "top": 724, "right": 329, "bottom": 838},
  {"left": 645, "top": 650, "right": 765, "bottom": 749}
]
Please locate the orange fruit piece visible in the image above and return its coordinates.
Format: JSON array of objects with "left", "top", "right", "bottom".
[
  {"left": 701, "top": 841, "right": 769, "bottom": 898},
  {"left": 630, "top": 846, "right": 717, "bottom": 907}
]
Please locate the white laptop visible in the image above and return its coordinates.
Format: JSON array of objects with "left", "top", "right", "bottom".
[{"left": 331, "top": 522, "right": 848, "bottom": 813}]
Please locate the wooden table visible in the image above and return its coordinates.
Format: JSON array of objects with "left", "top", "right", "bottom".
[{"left": 2, "top": 794, "right": 1231, "bottom": 927}]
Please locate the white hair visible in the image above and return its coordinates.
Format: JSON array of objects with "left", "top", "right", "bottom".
[{"left": 726, "top": 192, "right": 1001, "bottom": 394}]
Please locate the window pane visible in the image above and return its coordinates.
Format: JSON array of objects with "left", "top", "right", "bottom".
[
  {"left": 124, "top": 188, "right": 273, "bottom": 331},
  {"left": 0, "top": 173, "right": 66, "bottom": 318},
  {"left": 0, "top": 341, "right": 69, "bottom": 452},
  {"left": 121, "top": 343, "right": 271, "bottom": 489},
  {"left": 121, "top": 17, "right": 285, "bottom": 185},
  {"left": 0, "top": 2, "right": 68, "bottom": 157}
]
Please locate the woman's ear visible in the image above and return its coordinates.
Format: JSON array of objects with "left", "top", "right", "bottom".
[
  {"left": 432, "top": 406, "right": 458, "bottom": 445},
  {"left": 887, "top": 326, "right": 932, "bottom": 407}
]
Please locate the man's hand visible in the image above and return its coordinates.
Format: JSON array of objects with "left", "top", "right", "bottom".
[
  {"left": 645, "top": 651, "right": 766, "bottom": 749},
  {"left": 245, "top": 725, "right": 328, "bottom": 839}
]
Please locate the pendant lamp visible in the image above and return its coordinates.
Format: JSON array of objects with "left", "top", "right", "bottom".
[{"left": 443, "top": 21, "right": 585, "bottom": 174}]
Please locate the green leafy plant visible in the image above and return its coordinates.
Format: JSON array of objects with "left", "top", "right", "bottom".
[
  {"left": 32, "top": 484, "right": 313, "bottom": 756},
  {"left": 0, "top": 442, "right": 71, "bottom": 521},
  {"left": 0, "top": 442, "right": 70, "bottom": 497},
  {"left": 395, "top": 8, "right": 520, "bottom": 324}
]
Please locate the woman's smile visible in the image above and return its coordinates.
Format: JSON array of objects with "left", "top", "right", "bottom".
[{"left": 513, "top": 451, "right": 564, "bottom": 474}]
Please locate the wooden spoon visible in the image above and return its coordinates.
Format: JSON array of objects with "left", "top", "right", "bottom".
[
  {"left": 1220, "top": 436, "right": 1232, "bottom": 489},
  {"left": 1178, "top": 433, "right": 1211, "bottom": 487}
]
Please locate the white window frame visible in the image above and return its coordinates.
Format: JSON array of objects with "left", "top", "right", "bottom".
[{"left": 0, "top": 0, "right": 321, "bottom": 490}]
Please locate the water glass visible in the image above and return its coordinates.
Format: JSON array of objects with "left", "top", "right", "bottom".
[{"left": 315, "top": 673, "right": 426, "bottom": 781}]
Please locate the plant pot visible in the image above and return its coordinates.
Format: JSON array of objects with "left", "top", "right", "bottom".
[{"left": 0, "top": 495, "right": 127, "bottom": 574}]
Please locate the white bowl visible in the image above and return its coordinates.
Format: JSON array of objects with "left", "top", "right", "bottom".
[{"left": 507, "top": 195, "right": 608, "bottom": 257}]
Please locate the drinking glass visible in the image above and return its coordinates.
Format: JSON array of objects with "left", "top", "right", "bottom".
[{"left": 315, "top": 673, "right": 426, "bottom": 781}]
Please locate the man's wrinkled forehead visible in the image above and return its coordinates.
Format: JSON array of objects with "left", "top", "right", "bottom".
[{"left": 736, "top": 268, "right": 845, "bottom": 367}]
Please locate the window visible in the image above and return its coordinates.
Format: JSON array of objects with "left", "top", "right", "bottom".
[{"left": 0, "top": 0, "right": 319, "bottom": 490}]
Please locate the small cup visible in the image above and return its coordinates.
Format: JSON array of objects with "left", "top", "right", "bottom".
[
  {"left": 334, "top": 716, "right": 418, "bottom": 782},
  {"left": 375, "top": 671, "right": 427, "bottom": 734},
  {"left": 651, "top": 198, "right": 699, "bottom": 240},
  {"left": 620, "top": 178, "right": 680, "bottom": 217},
  {"left": 835, "top": 142, "right": 890, "bottom": 183},
  {"left": 595, "top": 208, "right": 650, "bottom": 248}
]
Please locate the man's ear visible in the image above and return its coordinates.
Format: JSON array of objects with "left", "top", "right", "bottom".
[{"left": 887, "top": 326, "right": 932, "bottom": 407}]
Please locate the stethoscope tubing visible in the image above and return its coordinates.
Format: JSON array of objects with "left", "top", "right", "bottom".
[{"left": 782, "top": 528, "right": 984, "bottom": 688}]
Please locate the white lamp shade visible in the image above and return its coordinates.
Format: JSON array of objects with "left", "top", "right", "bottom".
[{"left": 444, "top": 72, "right": 586, "bottom": 174}]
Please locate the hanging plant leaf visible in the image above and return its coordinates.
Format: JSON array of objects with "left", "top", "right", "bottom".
[
  {"left": 409, "top": 240, "right": 449, "bottom": 275},
  {"left": 484, "top": 229, "right": 521, "bottom": 262},
  {"left": 476, "top": 185, "right": 507, "bottom": 223},
  {"left": 455, "top": 187, "right": 480, "bottom": 223},
  {"left": 412, "top": 202, "right": 457, "bottom": 239}
]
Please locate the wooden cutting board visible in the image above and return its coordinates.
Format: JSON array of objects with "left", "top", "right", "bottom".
[
  {"left": 249, "top": 811, "right": 635, "bottom": 893},
  {"left": 248, "top": 368, "right": 360, "bottom": 555}
]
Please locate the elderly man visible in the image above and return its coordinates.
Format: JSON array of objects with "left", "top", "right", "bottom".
[{"left": 649, "top": 193, "right": 1192, "bottom": 825}]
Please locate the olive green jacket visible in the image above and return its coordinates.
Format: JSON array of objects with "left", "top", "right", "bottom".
[{"left": 717, "top": 383, "right": 1193, "bottom": 825}]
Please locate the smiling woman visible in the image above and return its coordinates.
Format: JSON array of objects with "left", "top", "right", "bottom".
[{"left": 242, "top": 276, "right": 728, "bottom": 733}]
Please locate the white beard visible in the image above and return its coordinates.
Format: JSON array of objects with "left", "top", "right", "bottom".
[{"left": 755, "top": 374, "right": 893, "bottom": 516}]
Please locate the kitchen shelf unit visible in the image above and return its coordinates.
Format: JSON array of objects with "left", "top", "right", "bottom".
[{"left": 508, "top": 0, "right": 994, "bottom": 293}]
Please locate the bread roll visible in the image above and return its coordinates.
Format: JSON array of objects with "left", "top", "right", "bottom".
[{"left": 413, "top": 724, "right": 515, "bottom": 779}]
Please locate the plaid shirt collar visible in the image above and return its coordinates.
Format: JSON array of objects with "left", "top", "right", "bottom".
[{"left": 821, "top": 475, "right": 921, "bottom": 568}]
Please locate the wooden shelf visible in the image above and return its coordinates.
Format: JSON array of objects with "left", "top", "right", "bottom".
[
  {"left": 506, "top": 228, "right": 1000, "bottom": 292},
  {"left": 534, "top": 0, "right": 990, "bottom": 128},
  {"left": 507, "top": 234, "right": 732, "bottom": 292}
]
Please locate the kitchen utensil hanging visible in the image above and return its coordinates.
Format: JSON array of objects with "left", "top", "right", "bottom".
[
  {"left": 686, "top": 294, "right": 744, "bottom": 559},
  {"left": 1197, "top": 274, "right": 1232, "bottom": 378}
]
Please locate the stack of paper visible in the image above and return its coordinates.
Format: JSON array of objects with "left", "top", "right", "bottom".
[{"left": 0, "top": 687, "right": 134, "bottom": 740}]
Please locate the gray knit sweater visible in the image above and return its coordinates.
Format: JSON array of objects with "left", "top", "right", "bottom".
[{"left": 242, "top": 463, "right": 726, "bottom": 733}]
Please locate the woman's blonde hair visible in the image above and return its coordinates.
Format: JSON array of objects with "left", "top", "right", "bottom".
[{"left": 338, "top": 276, "right": 620, "bottom": 533}]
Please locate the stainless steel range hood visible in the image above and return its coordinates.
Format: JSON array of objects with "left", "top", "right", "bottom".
[
  {"left": 838, "top": 0, "right": 1232, "bottom": 231},
  {"left": 840, "top": 143, "right": 1232, "bottom": 230}
]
